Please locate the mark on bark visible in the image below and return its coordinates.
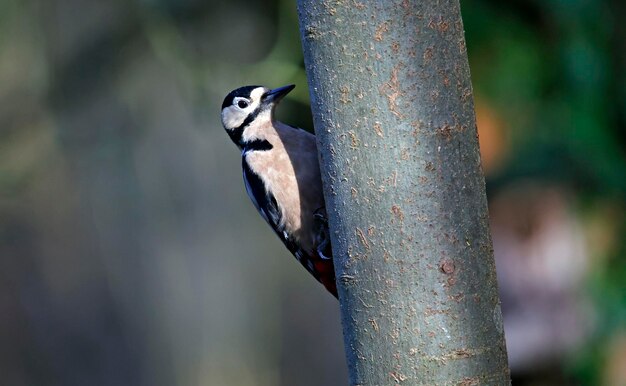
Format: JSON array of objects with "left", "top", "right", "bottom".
[
  {"left": 304, "top": 25, "right": 322, "bottom": 41},
  {"left": 448, "top": 292, "right": 465, "bottom": 303},
  {"left": 440, "top": 259, "right": 455, "bottom": 274},
  {"left": 374, "top": 121, "right": 384, "bottom": 137},
  {"left": 356, "top": 227, "right": 370, "bottom": 250},
  {"left": 430, "top": 89, "right": 440, "bottom": 102},
  {"left": 459, "top": 377, "right": 480, "bottom": 386},
  {"left": 428, "top": 16, "right": 450, "bottom": 33},
  {"left": 452, "top": 349, "right": 472, "bottom": 359},
  {"left": 348, "top": 131, "right": 359, "bottom": 148},
  {"left": 339, "top": 85, "right": 351, "bottom": 104},
  {"left": 461, "top": 87, "right": 472, "bottom": 103},
  {"left": 423, "top": 46, "right": 434, "bottom": 63},
  {"left": 378, "top": 64, "right": 404, "bottom": 118},
  {"left": 389, "top": 328, "right": 400, "bottom": 344},
  {"left": 436, "top": 124, "right": 467, "bottom": 141},
  {"left": 391, "top": 205, "right": 404, "bottom": 221},
  {"left": 374, "top": 21, "right": 390, "bottom": 42},
  {"left": 411, "top": 120, "right": 422, "bottom": 140},
  {"left": 323, "top": 1, "right": 337, "bottom": 16},
  {"left": 439, "top": 69, "right": 451, "bottom": 87},
  {"left": 339, "top": 274, "right": 356, "bottom": 286},
  {"left": 352, "top": 0, "right": 366, "bottom": 10},
  {"left": 391, "top": 41, "right": 400, "bottom": 54},
  {"left": 458, "top": 37, "right": 467, "bottom": 54},
  {"left": 424, "top": 307, "right": 449, "bottom": 316},
  {"left": 389, "top": 371, "right": 407, "bottom": 383},
  {"left": 424, "top": 347, "right": 492, "bottom": 363}
]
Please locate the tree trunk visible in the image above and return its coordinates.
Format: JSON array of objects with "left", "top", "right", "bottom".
[{"left": 296, "top": 1, "right": 510, "bottom": 384}]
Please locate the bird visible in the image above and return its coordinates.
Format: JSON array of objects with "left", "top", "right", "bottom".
[{"left": 220, "top": 84, "right": 337, "bottom": 298}]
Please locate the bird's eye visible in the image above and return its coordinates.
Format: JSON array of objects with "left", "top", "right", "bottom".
[{"left": 237, "top": 100, "right": 249, "bottom": 109}]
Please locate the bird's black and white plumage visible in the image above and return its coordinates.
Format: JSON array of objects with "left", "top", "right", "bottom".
[{"left": 220, "top": 84, "right": 337, "bottom": 297}]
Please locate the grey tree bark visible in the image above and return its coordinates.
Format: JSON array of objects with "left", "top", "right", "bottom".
[{"left": 296, "top": 1, "right": 510, "bottom": 384}]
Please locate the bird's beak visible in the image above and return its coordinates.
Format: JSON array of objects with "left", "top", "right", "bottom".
[{"left": 263, "top": 84, "right": 295, "bottom": 104}]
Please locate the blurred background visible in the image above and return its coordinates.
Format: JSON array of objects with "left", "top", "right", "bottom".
[{"left": 0, "top": 0, "right": 624, "bottom": 385}]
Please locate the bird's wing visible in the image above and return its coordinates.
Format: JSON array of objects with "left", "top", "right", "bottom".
[{"left": 242, "top": 159, "right": 337, "bottom": 298}]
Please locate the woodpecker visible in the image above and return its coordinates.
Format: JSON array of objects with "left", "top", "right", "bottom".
[{"left": 220, "top": 84, "right": 337, "bottom": 298}]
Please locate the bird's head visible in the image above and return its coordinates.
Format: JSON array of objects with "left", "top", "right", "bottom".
[{"left": 220, "top": 84, "right": 295, "bottom": 145}]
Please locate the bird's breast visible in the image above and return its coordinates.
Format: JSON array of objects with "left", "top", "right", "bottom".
[{"left": 244, "top": 147, "right": 322, "bottom": 251}]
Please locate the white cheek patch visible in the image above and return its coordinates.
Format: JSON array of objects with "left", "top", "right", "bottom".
[{"left": 222, "top": 106, "right": 246, "bottom": 130}]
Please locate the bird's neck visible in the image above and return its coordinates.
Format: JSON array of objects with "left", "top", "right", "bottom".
[{"left": 238, "top": 112, "right": 278, "bottom": 152}]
